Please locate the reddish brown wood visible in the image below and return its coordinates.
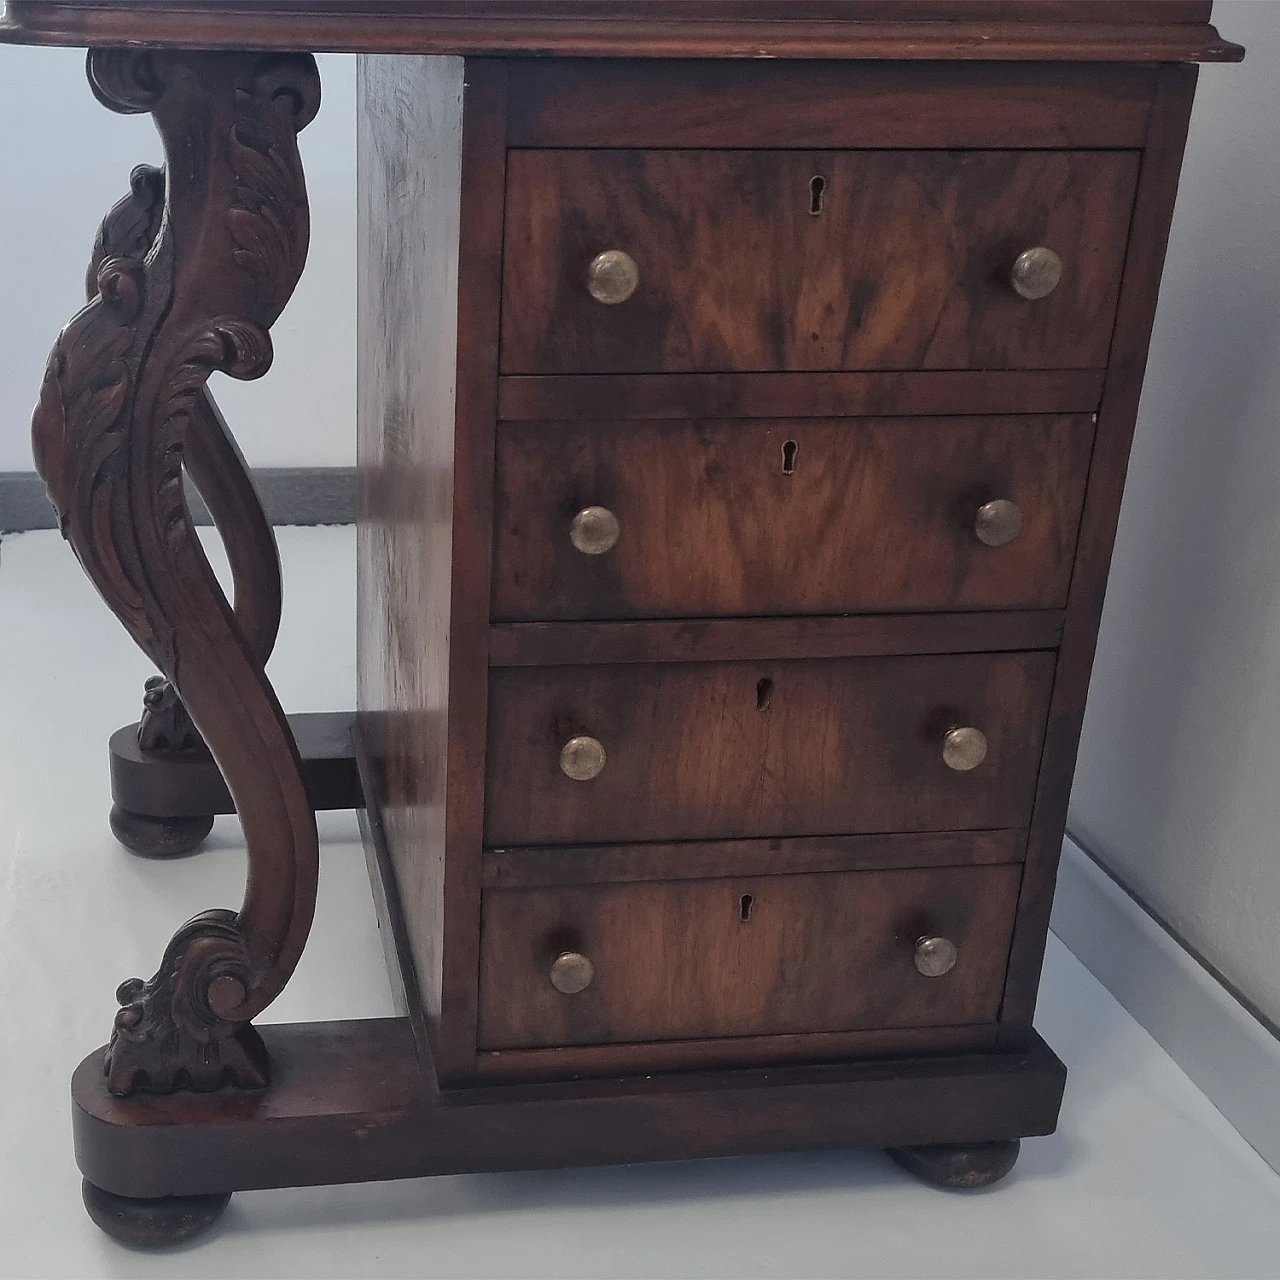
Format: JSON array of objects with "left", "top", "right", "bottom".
[
  {"left": 0, "top": 3, "right": 1243, "bottom": 62},
  {"left": 474, "top": 1025, "right": 1000, "bottom": 1083},
  {"left": 71, "top": 1018, "right": 1069, "bottom": 1201},
  {"left": 508, "top": 60, "right": 1157, "bottom": 149},
  {"left": 999, "top": 63, "right": 1203, "bottom": 1038},
  {"left": 501, "top": 150, "right": 1139, "bottom": 376},
  {"left": 489, "top": 612, "right": 1064, "bottom": 667},
  {"left": 33, "top": 48, "right": 321, "bottom": 1095},
  {"left": 887, "top": 1139, "right": 1021, "bottom": 1188},
  {"left": 493, "top": 415, "right": 1094, "bottom": 621},
  {"left": 483, "top": 830, "right": 1027, "bottom": 888},
  {"left": 497, "top": 370, "right": 1105, "bottom": 422},
  {"left": 356, "top": 56, "right": 508, "bottom": 1085},
  {"left": 486, "top": 652, "right": 1054, "bottom": 845},
  {"left": 478, "top": 863, "right": 1021, "bottom": 1050}
]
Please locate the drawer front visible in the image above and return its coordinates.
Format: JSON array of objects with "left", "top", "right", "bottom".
[
  {"left": 485, "top": 652, "right": 1054, "bottom": 845},
  {"left": 478, "top": 862, "right": 1022, "bottom": 1050},
  {"left": 500, "top": 149, "right": 1139, "bottom": 374},
  {"left": 493, "top": 414, "right": 1093, "bottom": 621}
]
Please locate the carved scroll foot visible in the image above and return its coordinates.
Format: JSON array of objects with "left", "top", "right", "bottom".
[
  {"left": 34, "top": 49, "right": 322, "bottom": 1096},
  {"left": 82, "top": 1180, "right": 231, "bottom": 1249}
]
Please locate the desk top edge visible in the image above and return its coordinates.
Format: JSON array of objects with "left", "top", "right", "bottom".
[{"left": 0, "top": 2, "right": 1245, "bottom": 62}]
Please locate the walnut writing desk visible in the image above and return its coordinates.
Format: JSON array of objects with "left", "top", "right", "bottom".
[{"left": 1, "top": 0, "right": 1243, "bottom": 1248}]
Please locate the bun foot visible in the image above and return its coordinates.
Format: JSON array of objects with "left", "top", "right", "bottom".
[
  {"left": 82, "top": 1179, "right": 231, "bottom": 1247},
  {"left": 886, "top": 1138, "right": 1020, "bottom": 1189},
  {"left": 109, "top": 805, "right": 214, "bottom": 858}
]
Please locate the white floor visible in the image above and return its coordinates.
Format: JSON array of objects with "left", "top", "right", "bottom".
[{"left": 1, "top": 526, "right": 1278, "bottom": 1280}]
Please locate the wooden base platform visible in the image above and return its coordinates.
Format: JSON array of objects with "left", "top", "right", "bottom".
[
  {"left": 73, "top": 1018, "right": 1066, "bottom": 1201},
  {"left": 109, "top": 711, "right": 363, "bottom": 821}
]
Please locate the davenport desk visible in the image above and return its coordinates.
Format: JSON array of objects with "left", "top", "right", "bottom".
[{"left": 0, "top": 0, "right": 1243, "bottom": 1248}]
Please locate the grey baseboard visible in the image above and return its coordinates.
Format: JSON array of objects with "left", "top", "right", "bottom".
[
  {"left": 0, "top": 467, "right": 357, "bottom": 532},
  {"left": 1052, "top": 834, "right": 1280, "bottom": 1176}
]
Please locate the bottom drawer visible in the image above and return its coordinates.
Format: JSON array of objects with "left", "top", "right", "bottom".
[{"left": 477, "top": 862, "right": 1021, "bottom": 1051}]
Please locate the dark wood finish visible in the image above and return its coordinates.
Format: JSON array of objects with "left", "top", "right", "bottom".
[
  {"left": 501, "top": 150, "right": 1139, "bottom": 376},
  {"left": 475, "top": 1025, "right": 1000, "bottom": 1083},
  {"left": 999, "top": 63, "right": 1203, "bottom": 1039},
  {"left": 483, "top": 830, "right": 1027, "bottom": 889},
  {"left": 356, "top": 56, "right": 508, "bottom": 1084},
  {"left": 0, "top": 3, "right": 1243, "bottom": 62},
  {"left": 497, "top": 369, "right": 1105, "bottom": 422},
  {"left": 108, "top": 807, "right": 215, "bottom": 859},
  {"left": 489, "top": 612, "right": 1064, "bottom": 667},
  {"left": 84, "top": 164, "right": 285, "bottom": 761},
  {"left": 32, "top": 48, "right": 321, "bottom": 1096},
  {"left": 109, "top": 711, "right": 362, "bottom": 821},
  {"left": 478, "top": 863, "right": 1021, "bottom": 1050},
  {"left": 5, "top": 0, "right": 1236, "bottom": 1236},
  {"left": 71, "top": 1018, "right": 1068, "bottom": 1201},
  {"left": 508, "top": 60, "right": 1156, "bottom": 149},
  {"left": 487, "top": 652, "right": 1054, "bottom": 845},
  {"left": 81, "top": 1180, "right": 231, "bottom": 1248},
  {"left": 493, "top": 415, "right": 1094, "bottom": 621},
  {"left": 886, "top": 1139, "right": 1021, "bottom": 1188}
]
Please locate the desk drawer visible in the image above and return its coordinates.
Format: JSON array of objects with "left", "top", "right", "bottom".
[
  {"left": 493, "top": 414, "right": 1093, "bottom": 621},
  {"left": 477, "top": 862, "right": 1022, "bottom": 1050},
  {"left": 485, "top": 651, "right": 1054, "bottom": 845},
  {"left": 500, "top": 149, "right": 1138, "bottom": 374}
]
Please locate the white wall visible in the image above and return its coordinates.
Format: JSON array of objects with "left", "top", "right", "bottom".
[
  {"left": 0, "top": 46, "right": 355, "bottom": 471},
  {"left": 1070, "top": 1, "right": 1280, "bottom": 1027}
]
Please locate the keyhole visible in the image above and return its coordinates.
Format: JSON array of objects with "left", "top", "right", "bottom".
[
  {"left": 756, "top": 677, "right": 774, "bottom": 711},
  {"left": 781, "top": 440, "right": 798, "bottom": 475},
  {"left": 809, "top": 175, "right": 826, "bottom": 215},
  {"left": 740, "top": 894, "right": 754, "bottom": 922}
]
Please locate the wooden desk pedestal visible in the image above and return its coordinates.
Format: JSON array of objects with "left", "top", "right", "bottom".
[{"left": 1, "top": 0, "right": 1241, "bottom": 1247}]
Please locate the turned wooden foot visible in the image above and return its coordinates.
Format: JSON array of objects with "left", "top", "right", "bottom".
[
  {"left": 82, "top": 1179, "right": 231, "bottom": 1248},
  {"left": 885, "top": 1138, "right": 1020, "bottom": 1188},
  {"left": 109, "top": 805, "right": 214, "bottom": 858}
]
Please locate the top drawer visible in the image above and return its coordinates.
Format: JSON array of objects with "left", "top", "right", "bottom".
[{"left": 500, "top": 149, "right": 1139, "bottom": 375}]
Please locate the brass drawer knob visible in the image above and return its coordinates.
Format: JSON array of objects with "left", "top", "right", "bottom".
[
  {"left": 560, "top": 735, "right": 606, "bottom": 781},
  {"left": 549, "top": 951, "right": 595, "bottom": 995},
  {"left": 974, "top": 499, "right": 1023, "bottom": 548},
  {"left": 1010, "top": 246, "right": 1062, "bottom": 300},
  {"left": 587, "top": 249, "right": 639, "bottom": 305},
  {"left": 942, "top": 726, "right": 988, "bottom": 772},
  {"left": 914, "top": 935, "right": 958, "bottom": 978},
  {"left": 570, "top": 505, "right": 620, "bottom": 556}
]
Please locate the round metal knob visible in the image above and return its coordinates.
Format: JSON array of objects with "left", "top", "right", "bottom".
[
  {"left": 549, "top": 951, "right": 595, "bottom": 994},
  {"left": 914, "top": 935, "right": 958, "bottom": 978},
  {"left": 560, "top": 735, "right": 606, "bottom": 781},
  {"left": 942, "top": 726, "right": 988, "bottom": 772},
  {"left": 587, "top": 250, "right": 639, "bottom": 305},
  {"left": 570, "top": 506, "right": 620, "bottom": 556},
  {"left": 974, "top": 499, "right": 1023, "bottom": 548},
  {"left": 1010, "top": 246, "right": 1062, "bottom": 300}
]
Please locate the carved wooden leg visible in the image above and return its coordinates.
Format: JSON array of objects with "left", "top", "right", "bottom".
[
  {"left": 83, "top": 155, "right": 287, "bottom": 857},
  {"left": 886, "top": 1139, "right": 1021, "bottom": 1188},
  {"left": 33, "top": 48, "right": 322, "bottom": 1096}
]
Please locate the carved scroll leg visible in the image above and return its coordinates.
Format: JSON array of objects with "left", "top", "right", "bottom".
[
  {"left": 34, "top": 48, "right": 322, "bottom": 1096},
  {"left": 85, "top": 160, "right": 287, "bottom": 857}
]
